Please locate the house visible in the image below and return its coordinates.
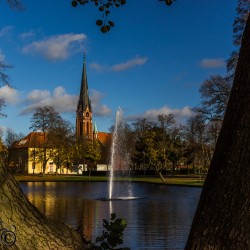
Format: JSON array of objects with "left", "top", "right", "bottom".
[{"left": 8, "top": 132, "right": 55, "bottom": 174}]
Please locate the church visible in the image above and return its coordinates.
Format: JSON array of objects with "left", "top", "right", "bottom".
[
  {"left": 75, "top": 55, "right": 111, "bottom": 171},
  {"left": 8, "top": 56, "right": 111, "bottom": 174},
  {"left": 76, "top": 55, "right": 98, "bottom": 140}
]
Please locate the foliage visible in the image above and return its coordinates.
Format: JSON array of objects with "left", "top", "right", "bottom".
[
  {"left": 189, "top": 2, "right": 249, "bottom": 172},
  {"left": 29, "top": 106, "right": 63, "bottom": 174},
  {"left": 6, "top": 0, "right": 24, "bottom": 9},
  {"left": 72, "top": 136, "right": 102, "bottom": 170},
  {"left": 86, "top": 213, "right": 130, "bottom": 250},
  {"left": 48, "top": 119, "right": 75, "bottom": 174},
  {"left": 130, "top": 112, "right": 220, "bottom": 176},
  {"left": 71, "top": 0, "right": 175, "bottom": 33},
  {"left": 131, "top": 115, "right": 185, "bottom": 181},
  {"left": 84, "top": 139, "right": 102, "bottom": 166},
  {"left": 71, "top": 0, "right": 126, "bottom": 33},
  {"left": 183, "top": 115, "right": 219, "bottom": 173}
]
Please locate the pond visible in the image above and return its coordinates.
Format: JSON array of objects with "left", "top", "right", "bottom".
[{"left": 19, "top": 181, "right": 201, "bottom": 250}]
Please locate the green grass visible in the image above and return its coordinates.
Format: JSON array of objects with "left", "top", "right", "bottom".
[{"left": 15, "top": 174, "right": 204, "bottom": 187}]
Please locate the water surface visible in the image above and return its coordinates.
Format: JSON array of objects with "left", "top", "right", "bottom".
[{"left": 19, "top": 182, "right": 201, "bottom": 250}]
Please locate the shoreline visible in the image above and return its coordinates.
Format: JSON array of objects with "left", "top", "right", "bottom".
[{"left": 15, "top": 174, "right": 204, "bottom": 187}]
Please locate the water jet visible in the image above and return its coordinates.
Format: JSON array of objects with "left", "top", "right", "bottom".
[{"left": 100, "top": 108, "right": 138, "bottom": 201}]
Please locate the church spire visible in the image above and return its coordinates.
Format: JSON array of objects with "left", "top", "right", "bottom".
[
  {"left": 76, "top": 53, "right": 93, "bottom": 139},
  {"left": 77, "top": 53, "right": 92, "bottom": 112}
]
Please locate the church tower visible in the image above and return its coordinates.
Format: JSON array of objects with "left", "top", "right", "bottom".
[{"left": 76, "top": 55, "right": 93, "bottom": 140}]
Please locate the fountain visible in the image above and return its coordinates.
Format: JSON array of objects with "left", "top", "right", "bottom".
[{"left": 99, "top": 108, "right": 139, "bottom": 201}]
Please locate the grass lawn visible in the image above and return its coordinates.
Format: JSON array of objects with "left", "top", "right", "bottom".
[{"left": 15, "top": 174, "right": 204, "bottom": 187}]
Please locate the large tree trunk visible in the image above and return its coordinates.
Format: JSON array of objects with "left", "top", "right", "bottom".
[
  {"left": 185, "top": 14, "right": 250, "bottom": 249},
  {"left": 0, "top": 161, "right": 85, "bottom": 249}
]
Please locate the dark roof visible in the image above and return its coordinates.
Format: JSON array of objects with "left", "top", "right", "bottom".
[{"left": 77, "top": 56, "right": 92, "bottom": 112}]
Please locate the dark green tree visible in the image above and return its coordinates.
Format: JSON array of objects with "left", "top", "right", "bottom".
[
  {"left": 132, "top": 118, "right": 167, "bottom": 181},
  {"left": 84, "top": 139, "right": 101, "bottom": 171},
  {"left": 72, "top": 136, "right": 101, "bottom": 174},
  {"left": 48, "top": 119, "right": 75, "bottom": 174},
  {"left": 132, "top": 115, "right": 184, "bottom": 182},
  {"left": 131, "top": 118, "right": 153, "bottom": 172}
]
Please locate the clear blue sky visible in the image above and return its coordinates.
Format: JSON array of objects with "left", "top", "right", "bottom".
[{"left": 0, "top": 0, "right": 237, "bottom": 137}]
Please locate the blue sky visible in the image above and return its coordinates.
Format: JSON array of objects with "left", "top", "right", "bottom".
[{"left": 0, "top": 0, "right": 237, "bottom": 136}]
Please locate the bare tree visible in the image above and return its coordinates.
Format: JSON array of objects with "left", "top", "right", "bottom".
[
  {"left": 227, "top": 0, "right": 250, "bottom": 80},
  {"left": 4, "top": 128, "right": 24, "bottom": 148},
  {"left": 194, "top": 75, "right": 232, "bottom": 122}
]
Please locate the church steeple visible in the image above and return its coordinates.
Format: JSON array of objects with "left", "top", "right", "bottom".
[
  {"left": 76, "top": 54, "right": 93, "bottom": 140},
  {"left": 77, "top": 53, "right": 92, "bottom": 113}
]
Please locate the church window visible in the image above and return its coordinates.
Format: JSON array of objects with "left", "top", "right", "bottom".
[
  {"left": 87, "top": 122, "right": 89, "bottom": 135},
  {"left": 80, "top": 122, "right": 83, "bottom": 136}
]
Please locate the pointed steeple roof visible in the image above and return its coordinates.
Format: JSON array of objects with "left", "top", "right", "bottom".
[
  {"left": 93, "top": 121, "right": 98, "bottom": 133},
  {"left": 77, "top": 53, "right": 92, "bottom": 112}
]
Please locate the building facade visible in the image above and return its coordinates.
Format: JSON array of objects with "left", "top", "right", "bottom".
[{"left": 8, "top": 132, "right": 55, "bottom": 174}]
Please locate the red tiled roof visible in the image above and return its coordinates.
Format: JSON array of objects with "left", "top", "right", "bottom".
[
  {"left": 11, "top": 131, "right": 111, "bottom": 149},
  {"left": 97, "top": 132, "right": 111, "bottom": 145},
  {"left": 11, "top": 132, "right": 46, "bottom": 149}
]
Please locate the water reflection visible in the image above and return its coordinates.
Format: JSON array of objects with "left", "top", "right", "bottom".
[{"left": 19, "top": 182, "right": 201, "bottom": 250}]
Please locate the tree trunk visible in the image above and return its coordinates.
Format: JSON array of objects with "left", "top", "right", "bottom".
[
  {"left": 0, "top": 161, "right": 85, "bottom": 249},
  {"left": 150, "top": 162, "right": 166, "bottom": 183},
  {"left": 158, "top": 170, "right": 166, "bottom": 183},
  {"left": 172, "top": 161, "right": 175, "bottom": 176},
  {"left": 185, "top": 14, "right": 250, "bottom": 249}
]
